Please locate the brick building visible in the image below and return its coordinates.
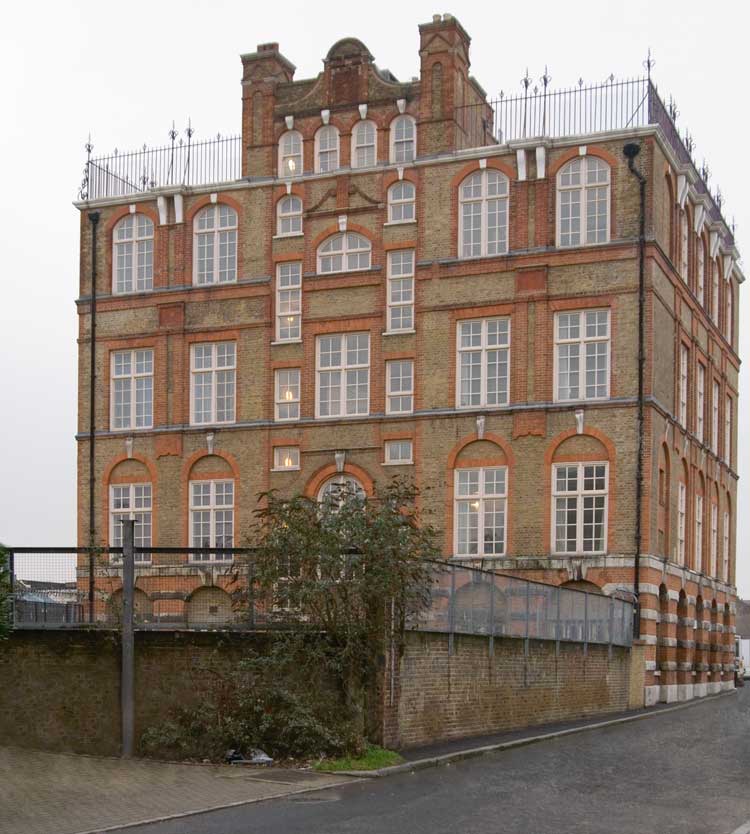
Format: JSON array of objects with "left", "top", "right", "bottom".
[{"left": 75, "top": 14, "right": 741, "bottom": 703}]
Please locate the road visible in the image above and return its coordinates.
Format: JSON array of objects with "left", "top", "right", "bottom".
[{"left": 126, "top": 688, "right": 750, "bottom": 834}]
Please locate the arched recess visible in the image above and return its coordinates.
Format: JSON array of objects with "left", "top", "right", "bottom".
[
  {"left": 452, "top": 575, "right": 508, "bottom": 634},
  {"left": 656, "top": 584, "right": 670, "bottom": 676},
  {"left": 657, "top": 442, "right": 671, "bottom": 557},
  {"left": 107, "top": 587, "right": 153, "bottom": 624},
  {"left": 103, "top": 455, "right": 157, "bottom": 549},
  {"left": 182, "top": 451, "right": 241, "bottom": 548},
  {"left": 560, "top": 579, "right": 604, "bottom": 594},
  {"left": 304, "top": 462, "right": 374, "bottom": 501},
  {"left": 186, "top": 586, "right": 234, "bottom": 628}
]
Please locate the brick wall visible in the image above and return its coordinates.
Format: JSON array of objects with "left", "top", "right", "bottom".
[{"left": 383, "top": 631, "right": 633, "bottom": 750}]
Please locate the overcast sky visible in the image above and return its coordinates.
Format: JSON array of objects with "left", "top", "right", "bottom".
[{"left": 1, "top": 0, "right": 747, "bottom": 594}]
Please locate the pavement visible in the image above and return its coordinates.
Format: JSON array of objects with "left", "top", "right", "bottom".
[
  {"left": 3, "top": 689, "right": 749, "bottom": 834},
  {"left": 0, "top": 748, "right": 353, "bottom": 834}
]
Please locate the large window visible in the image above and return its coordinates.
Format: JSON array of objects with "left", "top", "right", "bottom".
[
  {"left": 386, "top": 360, "right": 413, "bottom": 414},
  {"left": 725, "top": 395, "right": 732, "bottom": 464},
  {"left": 351, "top": 121, "right": 376, "bottom": 168},
  {"left": 552, "top": 463, "right": 608, "bottom": 554},
  {"left": 190, "top": 342, "right": 236, "bottom": 425},
  {"left": 697, "top": 238, "right": 705, "bottom": 305},
  {"left": 554, "top": 310, "right": 610, "bottom": 401},
  {"left": 723, "top": 510, "right": 730, "bottom": 582},
  {"left": 278, "top": 130, "right": 303, "bottom": 178},
  {"left": 696, "top": 362, "right": 705, "bottom": 443},
  {"left": 459, "top": 170, "right": 509, "bottom": 258},
  {"left": 316, "top": 333, "right": 369, "bottom": 418},
  {"left": 276, "top": 196, "right": 303, "bottom": 236},
  {"left": 457, "top": 318, "right": 510, "bottom": 408},
  {"left": 317, "top": 232, "right": 371, "bottom": 274},
  {"left": 712, "top": 380, "right": 720, "bottom": 454},
  {"left": 710, "top": 501, "right": 718, "bottom": 578},
  {"left": 677, "top": 481, "right": 687, "bottom": 565},
  {"left": 387, "top": 250, "right": 414, "bottom": 332},
  {"left": 276, "top": 262, "right": 301, "bottom": 342},
  {"left": 110, "top": 484, "right": 152, "bottom": 560},
  {"left": 113, "top": 214, "right": 154, "bottom": 294},
  {"left": 389, "top": 115, "right": 416, "bottom": 163},
  {"left": 679, "top": 210, "right": 689, "bottom": 281},
  {"left": 274, "top": 368, "right": 300, "bottom": 421},
  {"left": 679, "top": 344, "right": 689, "bottom": 427},
  {"left": 694, "top": 494, "right": 703, "bottom": 572},
  {"left": 315, "top": 125, "right": 339, "bottom": 173},
  {"left": 454, "top": 467, "right": 507, "bottom": 557},
  {"left": 725, "top": 284, "right": 734, "bottom": 346},
  {"left": 711, "top": 260, "right": 720, "bottom": 325},
  {"left": 189, "top": 480, "right": 234, "bottom": 557},
  {"left": 111, "top": 349, "right": 153, "bottom": 430},
  {"left": 557, "top": 156, "right": 610, "bottom": 247},
  {"left": 388, "top": 181, "right": 416, "bottom": 223},
  {"left": 193, "top": 205, "right": 238, "bottom": 285},
  {"left": 318, "top": 475, "right": 366, "bottom": 509}
]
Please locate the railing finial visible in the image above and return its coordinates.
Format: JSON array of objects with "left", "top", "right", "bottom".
[{"left": 643, "top": 48, "right": 655, "bottom": 82}]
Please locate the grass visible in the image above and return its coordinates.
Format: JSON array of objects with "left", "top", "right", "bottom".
[{"left": 314, "top": 745, "right": 404, "bottom": 772}]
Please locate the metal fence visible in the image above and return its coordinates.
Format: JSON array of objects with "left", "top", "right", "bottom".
[
  {"left": 79, "top": 134, "right": 242, "bottom": 201},
  {"left": 8, "top": 543, "right": 633, "bottom": 648}
]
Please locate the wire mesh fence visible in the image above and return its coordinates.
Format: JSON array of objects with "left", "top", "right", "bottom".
[{"left": 8, "top": 547, "right": 633, "bottom": 647}]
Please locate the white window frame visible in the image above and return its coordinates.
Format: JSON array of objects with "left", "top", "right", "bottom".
[
  {"left": 110, "top": 349, "right": 154, "bottom": 431},
  {"left": 193, "top": 204, "right": 238, "bottom": 286},
  {"left": 694, "top": 493, "right": 703, "bottom": 572},
  {"left": 274, "top": 368, "right": 300, "bottom": 422},
  {"left": 317, "top": 474, "right": 366, "bottom": 508},
  {"left": 315, "top": 333, "right": 370, "bottom": 418},
  {"left": 697, "top": 238, "right": 705, "bottom": 306},
  {"left": 679, "top": 344, "right": 689, "bottom": 427},
  {"left": 314, "top": 125, "right": 339, "bottom": 173},
  {"left": 387, "top": 181, "right": 416, "bottom": 224},
  {"left": 454, "top": 466, "right": 508, "bottom": 558},
  {"left": 190, "top": 342, "right": 236, "bottom": 426},
  {"left": 710, "top": 501, "right": 718, "bottom": 578},
  {"left": 712, "top": 380, "right": 720, "bottom": 454},
  {"left": 351, "top": 120, "right": 377, "bottom": 169},
  {"left": 679, "top": 210, "right": 689, "bottom": 282},
  {"left": 278, "top": 130, "right": 303, "bottom": 178},
  {"left": 458, "top": 170, "right": 509, "bottom": 258},
  {"left": 725, "top": 283, "right": 733, "bottom": 346},
  {"left": 724, "top": 395, "right": 732, "bottom": 465},
  {"left": 387, "top": 250, "right": 415, "bottom": 333},
  {"left": 551, "top": 462, "right": 609, "bottom": 555},
  {"left": 384, "top": 439, "right": 413, "bottom": 465},
  {"left": 189, "top": 479, "right": 234, "bottom": 560},
  {"left": 722, "top": 510, "right": 730, "bottom": 582},
  {"left": 109, "top": 483, "right": 152, "bottom": 562},
  {"left": 276, "top": 196, "right": 303, "bottom": 237},
  {"left": 696, "top": 362, "right": 705, "bottom": 443},
  {"left": 553, "top": 309, "right": 610, "bottom": 402},
  {"left": 386, "top": 359, "right": 414, "bottom": 415},
  {"left": 389, "top": 115, "right": 416, "bottom": 164},
  {"left": 273, "top": 446, "right": 300, "bottom": 471},
  {"left": 556, "top": 156, "right": 611, "bottom": 248},
  {"left": 456, "top": 318, "right": 510, "bottom": 409},
  {"left": 677, "top": 482, "right": 687, "bottom": 566},
  {"left": 317, "top": 232, "right": 371, "bottom": 274},
  {"left": 113, "top": 214, "right": 154, "bottom": 294},
  {"left": 711, "top": 260, "right": 720, "bottom": 325},
  {"left": 275, "top": 262, "right": 302, "bottom": 342}
]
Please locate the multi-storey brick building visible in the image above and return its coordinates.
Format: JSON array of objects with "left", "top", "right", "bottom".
[{"left": 75, "top": 14, "right": 742, "bottom": 704}]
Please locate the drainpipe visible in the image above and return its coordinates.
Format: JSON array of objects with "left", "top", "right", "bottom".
[
  {"left": 88, "top": 211, "right": 100, "bottom": 623},
  {"left": 623, "top": 143, "right": 645, "bottom": 640}
]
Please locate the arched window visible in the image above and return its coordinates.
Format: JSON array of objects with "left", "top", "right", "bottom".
[
  {"left": 113, "top": 214, "right": 154, "bottom": 294},
  {"left": 454, "top": 465, "right": 508, "bottom": 557},
  {"left": 557, "top": 156, "right": 610, "bottom": 247},
  {"left": 710, "top": 485, "right": 719, "bottom": 578},
  {"left": 317, "top": 474, "right": 366, "bottom": 510},
  {"left": 189, "top": 478, "right": 234, "bottom": 555},
  {"left": 459, "top": 169, "right": 509, "bottom": 258},
  {"left": 696, "top": 236, "right": 706, "bottom": 306},
  {"left": 193, "top": 204, "right": 238, "bottom": 285},
  {"left": 277, "top": 195, "right": 303, "bottom": 236},
  {"left": 388, "top": 181, "right": 415, "bottom": 223},
  {"left": 317, "top": 232, "right": 371, "bottom": 274},
  {"left": 677, "top": 461, "right": 688, "bottom": 566},
  {"left": 278, "top": 130, "right": 303, "bottom": 178},
  {"left": 679, "top": 208, "right": 689, "bottom": 281},
  {"left": 722, "top": 496, "right": 731, "bottom": 582},
  {"left": 315, "top": 125, "right": 339, "bottom": 173},
  {"left": 711, "top": 258, "right": 721, "bottom": 324},
  {"left": 390, "top": 115, "right": 416, "bottom": 163},
  {"left": 725, "top": 281, "right": 734, "bottom": 346},
  {"left": 694, "top": 474, "right": 705, "bottom": 572},
  {"left": 351, "top": 120, "right": 377, "bottom": 168}
]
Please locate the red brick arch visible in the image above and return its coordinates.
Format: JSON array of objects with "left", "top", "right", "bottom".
[
  {"left": 180, "top": 449, "right": 242, "bottom": 546},
  {"left": 304, "top": 462, "right": 375, "bottom": 499},
  {"left": 102, "top": 453, "right": 158, "bottom": 547}
]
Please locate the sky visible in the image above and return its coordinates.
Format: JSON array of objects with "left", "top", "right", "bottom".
[{"left": 1, "top": 0, "right": 748, "bottom": 594}]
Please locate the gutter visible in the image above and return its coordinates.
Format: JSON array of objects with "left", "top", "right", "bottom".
[{"left": 87, "top": 212, "right": 100, "bottom": 623}]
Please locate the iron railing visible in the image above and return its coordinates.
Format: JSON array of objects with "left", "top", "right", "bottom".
[
  {"left": 7, "top": 547, "right": 633, "bottom": 647},
  {"left": 79, "top": 133, "right": 242, "bottom": 201}
]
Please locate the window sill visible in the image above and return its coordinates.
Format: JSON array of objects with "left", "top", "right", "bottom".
[
  {"left": 455, "top": 404, "right": 510, "bottom": 411},
  {"left": 271, "top": 339, "right": 302, "bottom": 346},
  {"left": 386, "top": 412, "right": 414, "bottom": 418},
  {"left": 383, "top": 220, "right": 417, "bottom": 227},
  {"left": 274, "top": 418, "right": 301, "bottom": 423},
  {"left": 553, "top": 396, "right": 610, "bottom": 405},
  {"left": 109, "top": 426, "right": 153, "bottom": 433},
  {"left": 383, "top": 460, "right": 414, "bottom": 466},
  {"left": 271, "top": 467, "right": 301, "bottom": 473},
  {"left": 382, "top": 329, "right": 416, "bottom": 336},
  {"left": 272, "top": 233, "right": 304, "bottom": 240},
  {"left": 189, "top": 422, "right": 237, "bottom": 428}
]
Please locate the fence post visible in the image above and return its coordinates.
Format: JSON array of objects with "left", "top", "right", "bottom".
[
  {"left": 88, "top": 551, "right": 95, "bottom": 624},
  {"left": 555, "top": 585, "right": 561, "bottom": 657},
  {"left": 583, "top": 592, "right": 589, "bottom": 657},
  {"left": 448, "top": 566, "right": 456, "bottom": 656},
  {"left": 488, "top": 573, "right": 495, "bottom": 658},
  {"left": 524, "top": 581, "right": 530, "bottom": 657},
  {"left": 248, "top": 554, "right": 255, "bottom": 628},
  {"left": 121, "top": 519, "right": 135, "bottom": 758},
  {"left": 608, "top": 596, "right": 615, "bottom": 660}
]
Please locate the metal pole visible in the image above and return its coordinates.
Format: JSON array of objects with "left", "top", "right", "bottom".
[
  {"left": 88, "top": 211, "right": 100, "bottom": 624},
  {"left": 524, "top": 581, "right": 530, "bottom": 657},
  {"left": 448, "top": 567, "right": 456, "bottom": 656},
  {"left": 608, "top": 595, "right": 615, "bottom": 660},
  {"left": 584, "top": 592, "right": 589, "bottom": 657},
  {"left": 121, "top": 519, "right": 135, "bottom": 758},
  {"left": 489, "top": 573, "right": 495, "bottom": 657},
  {"left": 555, "top": 586, "right": 561, "bottom": 656}
]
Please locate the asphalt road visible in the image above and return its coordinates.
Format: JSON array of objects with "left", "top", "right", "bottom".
[{"left": 126, "top": 688, "right": 750, "bottom": 834}]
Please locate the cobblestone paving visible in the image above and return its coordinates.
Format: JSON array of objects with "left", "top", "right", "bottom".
[{"left": 0, "top": 747, "right": 354, "bottom": 834}]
